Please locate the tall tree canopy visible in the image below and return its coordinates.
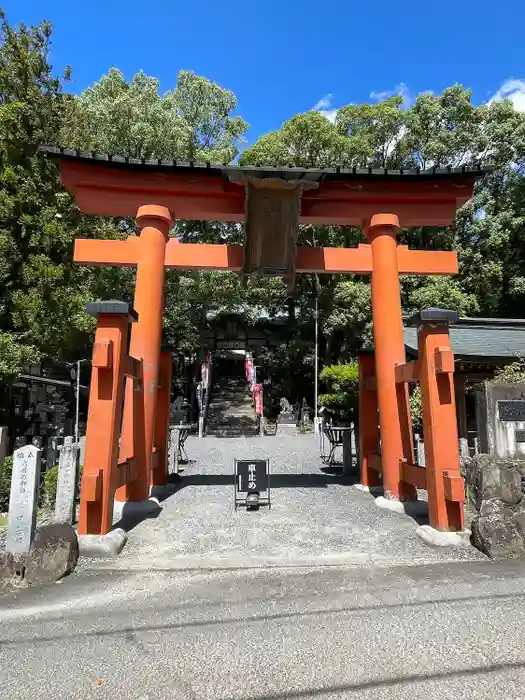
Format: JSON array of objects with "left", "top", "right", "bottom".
[
  {"left": 61, "top": 68, "right": 248, "bottom": 164},
  {"left": 2, "top": 9, "right": 525, "bottom": 411},
  {"left": 0, "top": 10, "right": 89, "bottom": 383}
]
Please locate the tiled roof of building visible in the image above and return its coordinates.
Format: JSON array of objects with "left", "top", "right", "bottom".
[{"left": 404, "top": 317, "right": 525, "bottom": 360}]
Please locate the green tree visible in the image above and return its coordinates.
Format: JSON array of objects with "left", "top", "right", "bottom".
[
  {"left": 61, "top": 68, "right": 248, "bottom": 164},
  {"left": 319, "top": 362, "right": 359, "bottom": 422},
  {"left": 0, "top": 10, "right": 94, "bottom": 387}
]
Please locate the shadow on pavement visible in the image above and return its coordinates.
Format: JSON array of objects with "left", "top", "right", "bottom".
[{"left": 239, "top": 659, "right": 525, "bottom": 699}]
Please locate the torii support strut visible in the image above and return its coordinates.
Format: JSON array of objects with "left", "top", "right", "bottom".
[{"left": 359, "top": 308, "right": 466, "bottom": 531}]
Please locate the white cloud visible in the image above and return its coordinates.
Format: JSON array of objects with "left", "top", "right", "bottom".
[
  {"left": 313, "top": 94, "right": 332, "bottom": 110},
  {"left": 312, "top": 93, "right": 338, "bottom": 122},
  {"left": 370, "top": 82, "right": 413, "bottom": 107},
  {"left": 489, "top": 79, "right": 525, "bottom": 112}
]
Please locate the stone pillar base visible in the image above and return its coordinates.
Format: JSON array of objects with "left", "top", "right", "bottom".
[
  {"left": 78, "top": 528, "right": 128, "bottom": 558},
  {"left": 375, "top": 496, "right": 429, "bottom": 518},
  {"left": 113, "top": 497, "right": 162, "bottom": 520},
  {"left": 416, "top": 524, "right": 472, "bottom": 548}
]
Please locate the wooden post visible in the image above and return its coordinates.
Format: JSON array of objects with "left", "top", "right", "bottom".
[
  {"left": 78, "top": 301, "right": 136, "bottom": 536},
  {"left": 415, "top": 433, "right": 426, "bottom": 466},
  {"left": 367, "top": 214, "right": 416, "bottom": 501},
  {"left": 415, "top": 308, "right": 465, "bottom": 531},
  {"left": 342, "top": 429, "right": 353, "bottom": 475},
  {"left": 454, "top": 374, "right": 468, "bottom": 440},
  {"left": 151, "top": 351, "right": 173, "bottom": 486},
  {"left": 0, "top": 426, "right": 8, "bottom": 483},
  {"left": 358, "top": 353, "right": 381, "bottom": 488}
]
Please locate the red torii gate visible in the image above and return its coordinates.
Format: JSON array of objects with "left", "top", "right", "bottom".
[{"left": 41, "top": 146, "right": 487, "bottom": 536}]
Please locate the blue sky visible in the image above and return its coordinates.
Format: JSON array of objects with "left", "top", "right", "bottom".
[{"left": 5, "top": 1, "right": 525, "bottom": 146}]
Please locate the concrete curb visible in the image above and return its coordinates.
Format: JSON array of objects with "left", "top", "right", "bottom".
[
  {"left": 416, "top": 525, "right": 472, "bottom": 548},
  {"left": 78, "top": 528, "right": 128, "bottom": 558},
  {"left": 375, "top": 496, "right": 429, "bottom": 518},
  {"left": 113, "top": 497, "right": 162, "bottom": 520}
]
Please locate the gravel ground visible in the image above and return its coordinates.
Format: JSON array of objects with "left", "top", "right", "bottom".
[{"left": 86, "top": 434, "right": 484, "bottom": 572}]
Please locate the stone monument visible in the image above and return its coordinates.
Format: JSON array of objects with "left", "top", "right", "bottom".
[
  {"left": 465, "top": 380, "right": 525, "bottom": 559},
  {"left": 475, "top": 381, "right": 525, "bottom": 458},
  {"left": 55, "top": 436, "right": 77, "bottom": 525},
  {"left": 6, "top": 445, "right": 41, "bottom": 557},
  {"left": 278, "top": 397, "right": 297, "bottom": 434}
]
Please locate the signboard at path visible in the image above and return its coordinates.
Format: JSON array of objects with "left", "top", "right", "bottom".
[
  {"left": 237, "top": 460, "right": 267, "bottom": 493},
  {"left": 234, "top": 458, "right": 271, "bottom": 510}
]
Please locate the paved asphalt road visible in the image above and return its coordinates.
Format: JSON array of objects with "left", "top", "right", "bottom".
[
  {"left": 2, "top": 435, "right": 525, "bottom": 698},
  {"left": 2, "top": 559, "right": 525, "bottom": 699}
]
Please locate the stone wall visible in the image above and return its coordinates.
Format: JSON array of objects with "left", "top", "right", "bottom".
[
  {"left": 462, "top": 454, "right": 525, "bottom": 559},
  {"left": 475, "top": 382, "right": 525, "bottom": 458}
]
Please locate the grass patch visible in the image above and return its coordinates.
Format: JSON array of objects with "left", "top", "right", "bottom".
[{"left": 0, "top": 513, "right": 7, "bottom": 530}]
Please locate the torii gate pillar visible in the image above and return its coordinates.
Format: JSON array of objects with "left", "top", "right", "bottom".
[
  {"left": 115, "top": 205, "right": 172, "bottom": 501},
  {"left": 367, "top": 214, "right": 416, "bottom": 501}
]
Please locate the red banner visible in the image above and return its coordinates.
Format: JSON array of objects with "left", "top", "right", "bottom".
[{"left": 253, "top": 383, "right": 263, "bottom": 415}]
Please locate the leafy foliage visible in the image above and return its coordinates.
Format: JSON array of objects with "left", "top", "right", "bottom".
[
  {"left": 409, "top": 386, "right": 423, "bottom": 430},
  {"left": 61, "top": 69, "right": 248, "bottom": 164},
  {"left": 319, "top": 362, "right": 359, "bottom": 422},
  {"left": 41, "top": 463, "right": 58, "bottom": 508},
  {"left": 0, "top": 11, "right": 94, "bottom": 385},
  {"left": 491, "top": 360, "right": 525, "bottom": 384},
  {"left": 0, "top": 455, "right": 12, "bottom": 511}
]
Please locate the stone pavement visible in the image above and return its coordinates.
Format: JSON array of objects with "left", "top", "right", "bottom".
[{"left": 97, "top": 434, "right": 483, "bottom": 572}]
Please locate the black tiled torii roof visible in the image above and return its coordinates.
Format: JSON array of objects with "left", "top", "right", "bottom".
[
  {"left": 39, "top": 145, "right": 492, "bottom": 182},
  {"left": 404, "top": 317, "right": 525, "bottom": 361}
]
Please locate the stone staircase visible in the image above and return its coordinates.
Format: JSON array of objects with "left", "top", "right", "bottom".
[{"left": 206, "top": 376, "right": 257, "bottom": 437}]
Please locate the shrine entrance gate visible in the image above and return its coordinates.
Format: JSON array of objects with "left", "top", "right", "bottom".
[{"left": 41, "top": 146, "right": 487, "bottom": 537}]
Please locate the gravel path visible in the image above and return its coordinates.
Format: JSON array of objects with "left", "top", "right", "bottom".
[{"left": 86, "top": 434, "right": 484, "bottom": 571}]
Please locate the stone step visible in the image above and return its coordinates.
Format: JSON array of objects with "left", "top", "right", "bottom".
[{"left": 205, "top": 374, "right": 256, "bottom": 434}]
